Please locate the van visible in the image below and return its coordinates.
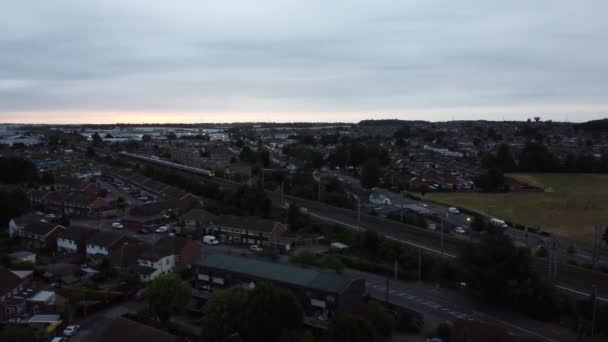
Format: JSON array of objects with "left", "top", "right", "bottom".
[{"left": 203, "top": 235, "right": 219, "bottom": 245}]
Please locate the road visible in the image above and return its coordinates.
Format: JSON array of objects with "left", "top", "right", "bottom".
[
  {"left": 71, "top": 217, "right": 163, "bottom": 244},
  {"left": 113, "top": 150, "right": 608, "bottom": 300},
  {"left": 204, "top": 243, "right": 576, "bottom": 342}
]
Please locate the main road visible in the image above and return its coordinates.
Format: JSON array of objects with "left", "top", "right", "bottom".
[{"left": 114, "top": 150, "right": 608, "bottom": 301}]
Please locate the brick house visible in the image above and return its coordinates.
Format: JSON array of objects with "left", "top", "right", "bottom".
[
  {"left": 126, "top": 199, "right": 190, "bottom": 229},
  {"left": 56, "top": 226, "right": 98, "bottom": 255},
  {"left": 0, "top": 266, "right": 32, "bottom": 322},
  {"left": 15, "top": 222, "right": 66, "bottom": 252},
  {"left": 204, "top": 215, "right": 287, "bottom": 246}
]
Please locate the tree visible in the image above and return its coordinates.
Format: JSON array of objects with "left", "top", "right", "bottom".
[
  {"left": 203, "top": 283, "right": 303, "bottom": 342},
  {"left": 474, "top": 167, "right": 506, "bottom": 192},
  {"left": 324, "top": 313, "right": 376, "bottom": 342},
  {"left": 0, "top": 157, "right": 38, "bottom": 184},
  {"left": 105, "top": 133, "right": 113, "bottom": 139},
  {"left": 166, "top": 132, "right": 177, "bottom": 140},
  {"left": 141, "top": 134, "right": 152, "bottom": 142},
  {"left": 287, "top": 203, "right": 307, "bottom": 231},
  {"left": 91, "top": 132, "right": 103, "bottom": 146},
  {"left": 86, "top": 146, "right": 96, "bottom": 157},
  {"left": 361, "top": 159, "right": 381, "bottom": 189},
  {"left": 365, "top": 301, "right": 395, "bottom": 339},
  {"left": 0, "top": 188, "right": 30, "bottom": 227},
  {"left": 201, "top": 286, "right": 250, "bottom": 342},
  {"left": 0, "top": 326, "right": 46, "bottom": 342},
  {"left": 145, "top": 274, "right": 191, "bottom": 325},
  {"left": 240, "top": 283, "right": 303, "bottom": 342},
  {"left": 459, "top": 229, "right": 558, "bottom": 319},
  {"left": 495, "top": 144, "right": 516, "bottom": 172}
]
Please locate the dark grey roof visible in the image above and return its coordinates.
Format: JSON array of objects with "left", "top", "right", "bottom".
[
  {"left": 134, "top": 264, "right": 157, "bottom": 276},
  {"left": 23, "top": 222, "right": 64, "bottom": 237},
  {"left": 198, "top": 253, "right": 355, "bottom": 293},
  {"left": 0, "top": 266, "right": 23, "bottom": 296},
  {"left": 181, "top": 208, "right": 215, "bottom": 222},
  {"left": 96, "top": 317, "right": 177, "bottom": 342},
  {"left": 57, "top": 226, "right": 97, "bottom": 241},
  {"left": 87, "top": 231, "right": 124, "bottom": 248}
]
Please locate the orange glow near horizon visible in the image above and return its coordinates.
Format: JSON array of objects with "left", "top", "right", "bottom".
[{"left": 2, "top": 103, "right": 608, "bottom": 124}]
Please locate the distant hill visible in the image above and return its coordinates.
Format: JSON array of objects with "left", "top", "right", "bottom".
[
  {"left": 575, "top": 118, "right": 608, "bottom": 132},
  {"left": 358, "top": 119, "right": 428, "bottom": 127}
]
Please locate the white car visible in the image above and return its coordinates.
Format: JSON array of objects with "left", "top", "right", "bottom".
[
  {"left": 63, "top": 325, "right": 80, "bottom": 336},
  {"left": 448, "top": 207, "right": 460, "bottom": 214},
  {"left": 155, "top": 226, "right": 169, "bottom": 233},
  {"left": 112, "top": 222, "right": 124, "bottom": 229},
  {"left": 203, "top": 235, "right": 219, "bottom": 245},
  {"left": 454, "top": 226, "right": 466, "bottom": 234},
  {"left": 249, "top": 245, "right": 263, "bottom": 252},
  {"left": 51, "top": 338, "right": 68, "bottom": 342}
]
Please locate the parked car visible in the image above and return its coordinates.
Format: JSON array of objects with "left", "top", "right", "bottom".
[
  {"left": 137, "top": 228, "right": 150, "bottom": 234},
  {"left": 51, "top": 337, "right": 68, "bottom": 342},
  {"left": 63, "top": 325, "right": 80, "bottom": 337},
  {"left": 454, "top": 226, "right": 466, "bottom": 234},
  {"left": 249, "top": 245, "right": 263, "bottom": 252},
  {"left": 112, "top": 222, "right": 124, "bottom": 229},
  {"left": 448, "top": 207, "right": 460, "bottom": 214},
  {"left": 155, "top": 226, "right": 169, "bottom": 233},
  {"left": 203, "top": 235, "right": 219, "bottom": 245}
]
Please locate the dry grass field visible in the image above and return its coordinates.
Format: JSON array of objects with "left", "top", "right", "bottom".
[{"left": 422, "top": 173, "right": 608, "bottom": 242}]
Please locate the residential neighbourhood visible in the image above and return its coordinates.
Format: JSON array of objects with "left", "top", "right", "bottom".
[{"left": 0, "top": 120, "right": 606, "bottom": 342}]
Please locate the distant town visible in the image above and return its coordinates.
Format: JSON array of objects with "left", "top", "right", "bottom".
[{"left": 1, "top": 118, "right": 607, "bottom": 342}]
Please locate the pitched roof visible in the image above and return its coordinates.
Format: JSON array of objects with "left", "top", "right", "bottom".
[
  {"left": 198, "top": 253, "right": 357, "bottom": 293},
  {"left": 57, "top": 226, "right": 97, "bottom": 241},
  {"left": 64, "top": 191, "right": 99, "bottom": 205},
  {"left": 87, "top": 231, "right": 125, "bottom": 248},
  {"left": 0, "top": 266, "right": 24, "bottom": 296},
  {"left": 129, "top": 199, "right": 188, "bottom": 217},
  {"left": 23, "top": 222, "right": 64, "bottom": 237},
  {"left": 95, "top": 317, "right": 177, "bottom": 342},
  {"left": 181, "top": 208, "right": 215, "bottom": 222}
]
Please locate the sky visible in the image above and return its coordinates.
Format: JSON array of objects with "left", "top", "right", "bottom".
[{"left": 1, "top": 0, "right": 607, "bottom": 124}]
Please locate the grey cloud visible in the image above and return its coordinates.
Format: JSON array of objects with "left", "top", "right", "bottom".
[{"left": 1, "top": 0, "right": 607, "bottom": 122}]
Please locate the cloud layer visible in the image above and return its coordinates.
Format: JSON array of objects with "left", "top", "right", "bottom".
[{"left": 1, "top": 0, "right": 607, "bottom": 123}]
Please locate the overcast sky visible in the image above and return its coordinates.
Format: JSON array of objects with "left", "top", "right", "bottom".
[{"left": 1, "top": 1, "right": 607, "bottom": 123}]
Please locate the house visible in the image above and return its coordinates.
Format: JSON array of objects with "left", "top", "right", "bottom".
[
  {"left": 86, "top": 231, "right": 130, "bottom": 257},
  {"left": 204, "top": 215, "right": 287, "bottom": 246},
  {"left": 54, "top": 176, "right": 87, "bottom": 191},
  {"left": 181, "top": 208, "right": 216, "bottom": 234},
  {"left": 125, "top": 199, "right": 190, "bottom": 229},
  {"left": 193, "top": 253, "right": 367, "bottom": 326},
  {"left": 0, "top": 266, "right": 31, "bottom": 322},
  {"left": 57, "top": 226, "right": 98, "bottom": 255},
  {"left": 134, "top": 236, "right": 201, "bottom": 282},
  {"left": 136, "top": 243, "right": 176, "bottom": 282},
  {"left": 154, "top": 236, "right": 202, "bottom": 270},
  {"left": 94, "top": 316, "right": 178, "bottom": 342},
  {"left": 62, "top": 191, "right": 112, "bottom": 217},
  {"left": 9, "top": 213, "right": 47, "bottom": 238},
  {"left": 15, "top": 221, "right": 66, "bottom": 251}
]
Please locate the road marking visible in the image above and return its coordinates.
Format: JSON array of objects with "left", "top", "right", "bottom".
[
  {"left": 309, "top": 212, "right": 457, "bottom": 257},
  {"left": 556, "top": 285, "right": 608, "bottom": 302}
]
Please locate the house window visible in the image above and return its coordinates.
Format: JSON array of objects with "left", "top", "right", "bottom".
[
  {"left": 326, "top": 295, "right": 335, "bottom": 303},
  {"left": 198, "top": 274, "right": 210, "bottom": 281},
  {"left": 212, "top": 277, "right": 225, "bottom": 285}
]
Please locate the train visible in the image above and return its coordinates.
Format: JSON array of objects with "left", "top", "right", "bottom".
[{"left": 119, "top": 151, "right": 216, "bottom": 177}]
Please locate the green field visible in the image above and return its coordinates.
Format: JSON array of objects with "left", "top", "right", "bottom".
[{"left": 422, "top": 173, "right": 608, "bottom": 242}]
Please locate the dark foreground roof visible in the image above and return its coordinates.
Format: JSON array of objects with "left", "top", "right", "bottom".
[{"left": 198, "top": 253, "right": 356, "bottom": 293}]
